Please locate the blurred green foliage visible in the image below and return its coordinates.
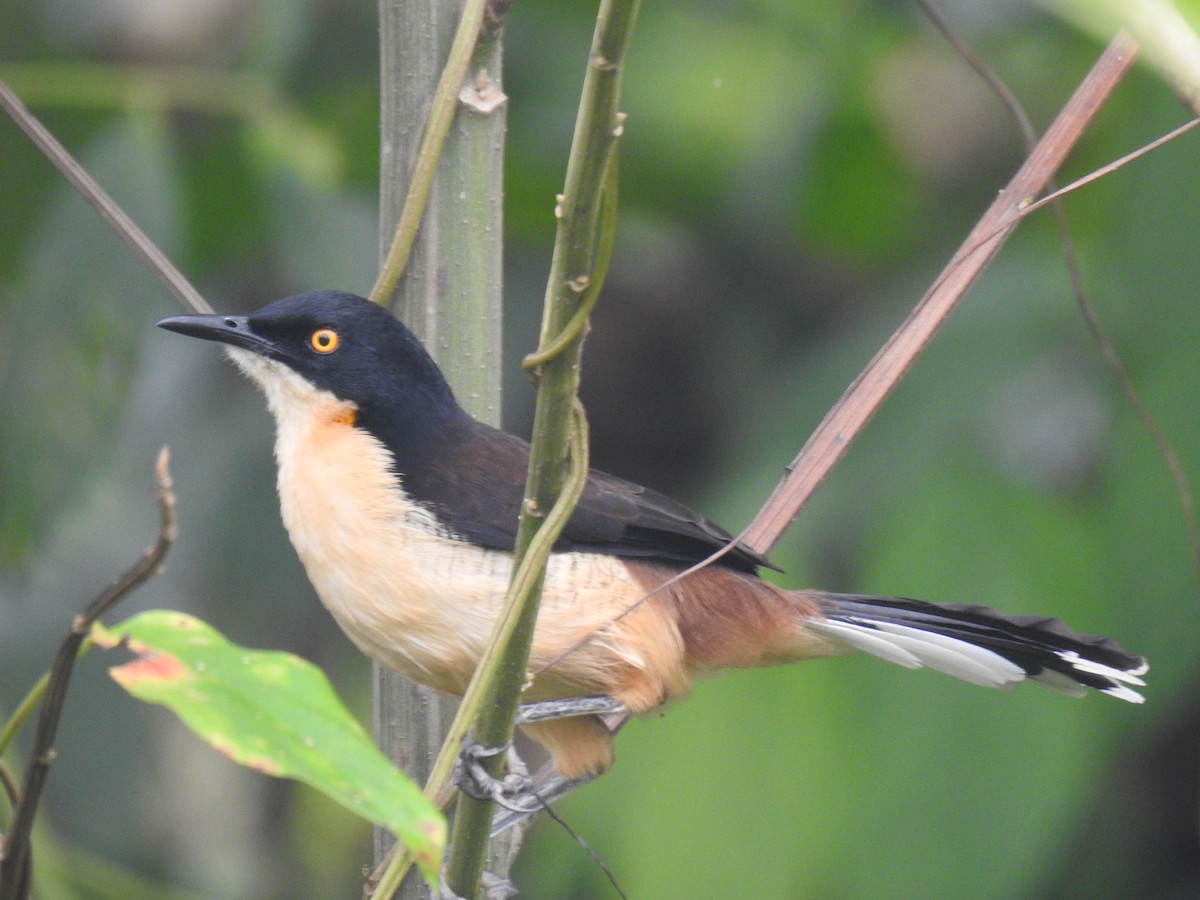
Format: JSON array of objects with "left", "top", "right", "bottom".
[{"left": 1, "top": 1, "right": 1198, "bottom": 898}]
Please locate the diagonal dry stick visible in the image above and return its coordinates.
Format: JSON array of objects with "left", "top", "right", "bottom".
[
  {"left": 739, "top": 30, "right": 1139, "bottom": 555},
  {"left": 0, "top": 78, "right": 211, "bottom": 315},
  {"left": 918, "top": 0, "right": 1200, "bottom": 591}
]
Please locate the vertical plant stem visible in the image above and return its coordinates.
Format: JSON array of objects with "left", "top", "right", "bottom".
[
  {"left": 369, "top": 416, "right": 590, "bottom": 896},
  {"left": 373, "top": 0, "right": 491, "bottom": 307},
  {"left": 375, "top": 0, "right": 508, "bottom": 894},
  {"left": 441, "top": 0, "right": 641, "bottom": 895}
]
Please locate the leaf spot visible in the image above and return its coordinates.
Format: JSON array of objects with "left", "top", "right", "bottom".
[{"left": 111, "top": 651, "right": 192, "bottom": 686}]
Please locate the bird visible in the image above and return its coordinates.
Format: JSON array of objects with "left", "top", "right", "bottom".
[{"left": 158, "top": 290, "right": 1148, "bottom": 779}]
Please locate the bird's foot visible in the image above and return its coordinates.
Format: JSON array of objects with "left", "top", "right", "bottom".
[
  {"left": 489, "top": 768, "right": 596, "bottom": 836},
  {"left": 454, "top": 696, "right": 627, "bottom": 835},
  {"left": 484, "top": 695, "right": 627, "bottom": 835},
  {"left": 454, "top": 738, "right": 540, "bottom": 814}
]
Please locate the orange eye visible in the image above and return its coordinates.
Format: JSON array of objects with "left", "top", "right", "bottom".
[{"left": 310, "top": 328, "right": 339, "bottom": 354}]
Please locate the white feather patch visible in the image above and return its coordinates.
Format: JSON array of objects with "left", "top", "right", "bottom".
[
  {"left": 1057, "top": 650, "right": 1148, "bottom": 685},
  {"left": 1057, "top": 651, "right": 1147, "bottom": 703},
  {"left": 806, "top": 620, "right": 923, "bottom": 669},
  {"left": 808, "top": 618, "right": 1025, "bottom": 688},
  {"left": 869, "top": 621, "right": 1025, "bottom": 687},
  {"left": 814, "top": 617, "right": 1148, "bottom": 703},
  {"left": 1101, "top": 683, "right": 1147, "bottom": 704}
]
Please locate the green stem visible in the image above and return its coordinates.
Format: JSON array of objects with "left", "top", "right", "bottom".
[
  {"left": 440, "top": 0, "right": 641, "bottom": 895},
  {"left": 0, "top": 625, "right": 92, "bottom": 763},
  {"left": 521, "top": 152, "right": 620, "bottom": 372},
  {"left": 0, "top": 675, "right": 49, "bottom": 766},
  {"left": 371, "top": 405, "right": 590, "bottom": 896}
]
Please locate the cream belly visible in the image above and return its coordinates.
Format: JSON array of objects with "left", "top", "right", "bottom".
[
  {"left": 233, "top": 349, "right": 691, "bottom": 708},
  {"left": 284, "top": 492, "right": 663, "bottom": 699}
]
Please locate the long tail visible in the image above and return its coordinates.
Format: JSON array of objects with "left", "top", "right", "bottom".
[{"left": 805, "top": 594, "right": 1148, "bottom": 703}]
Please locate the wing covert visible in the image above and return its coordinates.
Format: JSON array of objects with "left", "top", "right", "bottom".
[{"left": 397, "top": 420, "right": 771, "bottom": 572}]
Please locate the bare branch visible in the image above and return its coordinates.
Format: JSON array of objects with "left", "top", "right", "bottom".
[{"left": 0, "top": 449, "right": 177, "bottom": 900}]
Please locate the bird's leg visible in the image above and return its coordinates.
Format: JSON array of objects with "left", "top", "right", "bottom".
[
  {"left": 437, "top": 866, "right": 518, "bottom": 900},
  {"left": 440, "top": 743, "right": 525, "bottom": 900},
  {"left": 483, "top": 695, "right": 628, "bottom": 835},
  {"left": 448, "top": 696, "right": 628, "bottom": 835},
  {"left": 489, "top": 763, "right": 596, "bottom": 836},
  {"left": 514, "top": 694, "right": 627, "bottom": 725},
  {"left": 454, "top": 738, "right": 540, "bottom": 813},
  {"left": 452, "top": 696, "right": 627, "bottom": 833}
]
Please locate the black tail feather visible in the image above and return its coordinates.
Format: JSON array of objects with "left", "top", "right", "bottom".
[{"left": 810, "top": 594, "right": 1148, "bottom": 702}]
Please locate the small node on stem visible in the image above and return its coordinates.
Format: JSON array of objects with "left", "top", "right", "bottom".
[{"left": 460, "top": 68, "right": 508, "bottom": 114}]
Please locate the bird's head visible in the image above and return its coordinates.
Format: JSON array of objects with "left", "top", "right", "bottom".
[{"left": 158, "top": 291, "right": 467, "bottom": 456}]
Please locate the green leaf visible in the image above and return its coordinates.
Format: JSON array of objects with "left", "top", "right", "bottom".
[{"left": 92, "top": 611, "right": 445, "bottom": 884}]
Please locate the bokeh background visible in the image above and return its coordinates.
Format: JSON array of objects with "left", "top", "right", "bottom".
[{"left": 2, "top": 1, "right": 1199, "bottom": 898}]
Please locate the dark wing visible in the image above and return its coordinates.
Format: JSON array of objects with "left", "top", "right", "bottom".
[
  {"left": 564, "top": 467, "right": 774, "bottom": 572},
  {"left": 400, "top": 419, "right": 772, "bottom": 573}
]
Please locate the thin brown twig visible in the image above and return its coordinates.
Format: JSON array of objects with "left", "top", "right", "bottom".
[
  {"left": 532, "top": 794, "right": 629, "bottom": 900},
  {"left": 0, "top": 77, "right": 211, "bottom": 315},
  {"left": 1018, "top": 117, "right": 1200, "bottom": 216},
  {"left": 0, "top": 449, "right": 177, "bottom": 900},
  {"left": 523, "top": 34, "right": 1151, "bottom": 826},
  {"left": 915, "top": 0, "right": 1040, "bottom": 147}
]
